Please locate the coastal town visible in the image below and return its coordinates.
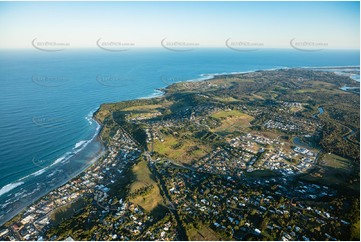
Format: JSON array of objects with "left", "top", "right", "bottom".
[
  {"left": 153, "top": 162, "right": 346, "bottom": 241},
  {"left": 0, "top": 128, "right": 170, "bottom": 241},
  {"left": 0, "top": 1, "right": 360, "bottom": 241},
  {"left": 0, "top": 122, "right": 346, "bottom": 241},
  {"left": 0, "top": 68, "right": 359, "bottom": 241}
]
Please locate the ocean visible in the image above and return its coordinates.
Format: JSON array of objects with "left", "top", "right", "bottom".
[{"left": 0, "top": 48, "right": 359, "bottom": 224}]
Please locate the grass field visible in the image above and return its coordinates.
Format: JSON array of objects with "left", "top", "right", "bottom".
[
  {"left": 152, "top": 133, "right": 211, "bottom": 164},
  {"left": 129, "top": 159, "right": 164, "bottom": 213},
  {"left": 213, "top": 96, "right": 240, "bottom": 103},
  {"left": 49, "top": 198, "right": 86, "bottom": 225},
  {"left": 311, "top": 81, "right": 336, "bottom": 88},
  {"left": 290, "top": 106, "right": 303, "bottom": 112},
  {"left": 252, "top": 93, "right": 265, "bottom": 100},
  {"left": 122, "top": 104, "right": 163, "bottom": 111},
  {"left": 186, "top": 223, "right": 223, "bottom": 241},
  {"left": 94, "top": 110, "right": 110, "bottom": 123},
  {"left": 301, "top": 153, "right": 357, "bottom": 190},
  {"left": 210, "top": 110, "right": 254, "bottom": 134},
  {"left": 322, "top": 153, "right": 352, "bottom": 170},
  {"left": 295, "top": 88, "right": 319, "bottom": 93},
  {"left": 126, "top": 112, "right": 162, "bottom": 120},
  {"left": 211, "top": 110, "right": 246, "bottom": 119}
]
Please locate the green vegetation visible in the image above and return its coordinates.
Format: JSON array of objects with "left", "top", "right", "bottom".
[
  {"left": 211, "top": 110, "right": 247, "bottom": 119},
  {"left": 6, "top": 68, "right": 358, "bottom": 241},
  {"left": 152, "top": 133, "right": 211, "bottom": 164},
  {"left": 186, "top": 222, "right": 223, "bottom": 241},
  {"left": 49, "top": 198, "right": 87, "bottom": 225},
  {"left": 92, "top": 68, "right": 359, "bottom": 240},
  {"left": 211, "top": 110, "right": 254, "bottom": 135},
  {"left": 129, "top": 159, "right": 165, "bottom": 213}
]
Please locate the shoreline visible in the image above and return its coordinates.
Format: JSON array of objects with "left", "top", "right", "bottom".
[
  {"left": 0, "top": 147, "right": 106, "bottom": 226},
  {"left": 1, "top": 64, "right": 359, "bottom": 226},
  {"left": 0, "top": 117, "right": 105, "bottom": 226}
]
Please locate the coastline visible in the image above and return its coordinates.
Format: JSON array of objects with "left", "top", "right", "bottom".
[
  {"left": 0, "top": 68, "right": 241, "bottom": 226},
  {"left": 1, "top": 64, "right": 359, "bottom": 227},
  {"left": 0, "top": 148, "right": 106, "bottom": 226},
  {"left": 0, "top": 117, "right": 105, "bottom": 226}
]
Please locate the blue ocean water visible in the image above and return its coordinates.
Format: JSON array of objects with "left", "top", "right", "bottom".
[{"left": 0, "top": 48, "right": 359, "bottom": 224}]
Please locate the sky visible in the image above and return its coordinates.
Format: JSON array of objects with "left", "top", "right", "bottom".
[{"left": 0, "top": 1, "right": 359, "bottom": 49}]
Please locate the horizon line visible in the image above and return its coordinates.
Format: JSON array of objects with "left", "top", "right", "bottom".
[{"left": 0, "top": 47, "right": 360, "bottom": 51}]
